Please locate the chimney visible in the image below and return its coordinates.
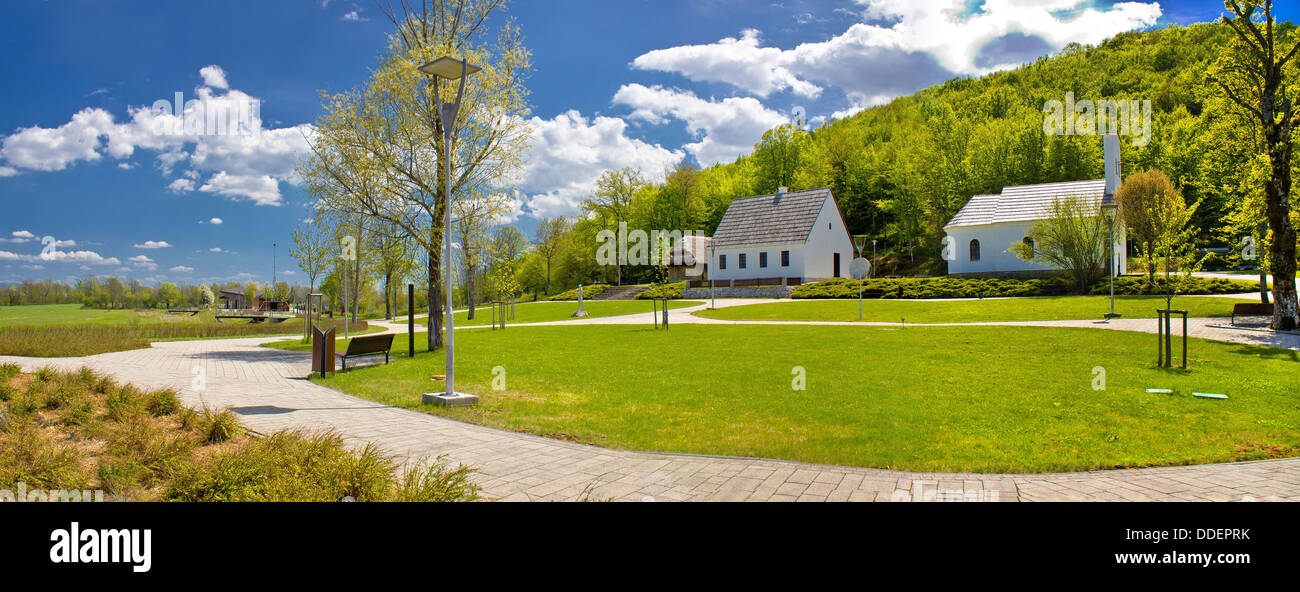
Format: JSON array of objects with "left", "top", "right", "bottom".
[
  {"left": 774, "top": 186, "right": 787, "bottom": 204},
  {"left": 1103, "top": 134, "right": 1121, "bottom": 202}
]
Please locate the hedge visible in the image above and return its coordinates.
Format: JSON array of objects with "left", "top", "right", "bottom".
[
  {"left": 792, "top": 275, "right": 1258, "bottom": 300},
  {"left": 546, "top": 284, "right": 611, "bottom": 301},
  {"left": 636, "top": 282, "right": 687, "bottom": 299}
]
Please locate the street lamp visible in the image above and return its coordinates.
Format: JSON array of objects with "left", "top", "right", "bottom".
[
  {"left": 419, "top": 55, "right": 481, "bottom": 407},
  {"left": 1102, "top": 200, "right": 1121, "bottom": 321}
]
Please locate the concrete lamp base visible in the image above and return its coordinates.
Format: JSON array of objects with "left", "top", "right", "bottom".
[
  {"left": 422, "top": 392, "right": 479, "bottom": 407},
  {"left": 570, "top": 311, "right": 589, "bottom": 318}
]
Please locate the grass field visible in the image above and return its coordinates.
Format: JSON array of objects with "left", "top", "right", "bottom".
[
  {"left": 0, "top": 304, "right": 324, "bottom": 357},
  {"left": 277, "top": 324, "right": 1300, "bottom": 473},
  {"left": 693, "top": 295, "right": 1256, "bottom": 324},
  {"left": 419, "top": 299, "right": 703, "bottom": 327}
]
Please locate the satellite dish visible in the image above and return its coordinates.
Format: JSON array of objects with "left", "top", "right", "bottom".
[
  {"left": 850, "top": 257, "right": 872, "bottom": 280},
  {"left": 792, "top": 106, "right": 807, "bottom": 130}
]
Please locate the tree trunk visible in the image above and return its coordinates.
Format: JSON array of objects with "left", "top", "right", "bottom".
[
  {"left": 466, "top": 257, "right": 477, "bottom": 320},
  {"left": 428, "top": 247, "right": 443, "bottom": 350},
  {"left": 545, "top": 259, "right": 551, "bottom": 295},
  {"left": 1265, "top": 128, "right": 1299, "bottom": 330}
]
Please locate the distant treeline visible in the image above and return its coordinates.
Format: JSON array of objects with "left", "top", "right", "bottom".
[{"left": 1, "top": 278, "right": 302, "bottom": 310}]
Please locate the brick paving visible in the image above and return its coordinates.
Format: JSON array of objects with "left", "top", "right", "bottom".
[{"left": 3, "top": 327, "right": 1298, "bottom": 502}]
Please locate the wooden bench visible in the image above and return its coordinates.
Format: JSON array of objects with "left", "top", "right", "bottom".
[
  {"left": 1231, "top": 302, "right": 1274, "bottom": 326},
  {"left": 337, "top": 334, "right": 395, "bottom": 371}
]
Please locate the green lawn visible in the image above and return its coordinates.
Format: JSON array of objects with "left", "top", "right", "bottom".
[
  {"left": 0, "top": 304, "right": 313, "bottom": 357},
  {"left": 694, "top": 295, "right": 1256, "bottom": 324},
  {"left": 278, "top": 324, "right": 1300, "bottom": 473},
  {"left": 420, "top": 300, "right": 703, "bottom": 327}
]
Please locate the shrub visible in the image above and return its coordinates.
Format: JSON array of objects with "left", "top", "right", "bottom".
[
  {"left": 1087, "top": 276, "right": 1258, "bottom": 296},
  {"left": 106, "top": 386, "right": 148, "bottom": 422},
  {"left": 147, "top": 389, "right": 181, "bottom": 417},
  {"left": 636, "top": 281, "right": 687, "bottom": 299},
  {"left": 198, "top": 409, "right": 241, "bottom": 444},
  {"left": 547, "top": 284, "right": 611, "bottom": 301},
  {"left": 0, "top": 424, "right": 89, "bottom": 490},
  {"left": 792, "top": 277, "right": 1070, "bottom": 299},
  {"left": 0, "top": 363, "right": 20, "bottom": 381}
]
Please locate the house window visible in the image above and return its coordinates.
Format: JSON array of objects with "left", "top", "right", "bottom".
[
  {"left": 781, "top": 251, "right": 790, "bottom": 267},
  {"left": 719, "top": 254, "right": 727, "bottom": 270},
  {"left": 739, "top": 253, "right": 748, "bottom": 269},
  {"left": 759, "top": 252, "right": 768, "bottom": 268},
  {"left": 1022, "top": 236, "right": 1034, "bottom": 257},
  {"left": 969, "top": 239, "right": 981, "bottom": 262}
]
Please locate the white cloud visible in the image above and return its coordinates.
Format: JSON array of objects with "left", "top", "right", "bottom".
[
  {"left": 208, "top": 217, "right": 223, "bottom": 225},
  {"left": 133, "top": 240, "right": 171, "bottom": 249},
  {"left": 169, "top": 265, "right": 194, "bottom": 273},
  {"left": 612, "top": 84, "right": 787, "bottom": 166},
  {"left": 209, "top": 247, "right": 229, "bottom": 253},
  {"left": 199, "top": 65, "right": 229, "bottom": 90},
  {"left": 341, "top": 10, "right": 368, "bottom": 22},
  {"left": 633, "top": 29, "right": 822, "bottom": 98},
  {"left": 0, "top": 67, "right": 314, "bottom": 206},
  {"left": 630, "top": 0, "right": 1160, "bottom": 108},
  {"left": 0, "top": 249, "right": 120, "bottom": 266},
  {"left": 518, "top": 110, "right": 684, "bottom": 218},
  {"left": 0, "top": 230, "right": 35, "bottom": 244},
  {"left": 168, "top": 178, "right": 195, "bottom": 193},
  {"left": 128, "top": 254, "right": 157, "bottom": 270},
  {"left": 199, "top": 172, "right": 281, "bottom": 206}
]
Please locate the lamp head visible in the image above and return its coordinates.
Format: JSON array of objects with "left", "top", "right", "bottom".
[{"left": 418, "top": 56, "right": 482, "bottom": 80}]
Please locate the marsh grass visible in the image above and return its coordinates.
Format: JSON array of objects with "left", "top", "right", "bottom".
[{"left": 0, "top": 367, "right": 478, "bottom": 502}]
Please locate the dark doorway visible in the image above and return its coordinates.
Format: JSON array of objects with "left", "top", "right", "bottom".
[{"left": 833, "top": 253, "right": 841, "bottom": 278}]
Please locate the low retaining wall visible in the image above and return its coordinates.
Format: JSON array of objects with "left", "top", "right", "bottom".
[{"left": 684, "top": 286, "right": 795, "bottom": 299}]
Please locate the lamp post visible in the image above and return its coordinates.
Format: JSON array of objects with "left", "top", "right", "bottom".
[
  {"left": 419, "top": 56, "right": 481, "bottom": 407},
  {"left": 1103, "top": 201, "right": 1121, "bottom": 320}
]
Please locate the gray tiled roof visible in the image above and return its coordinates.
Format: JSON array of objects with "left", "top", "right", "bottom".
[
  {"left": 712, "top": 188, "right": 832, "bottom": 248},
  {"left": 944, "top": 179, "right": 1107, "bottom": 229}
]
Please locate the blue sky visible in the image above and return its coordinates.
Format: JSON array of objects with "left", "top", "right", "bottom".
[{"left": 0, "top": 0, "right": 1288, "bottom": 287}]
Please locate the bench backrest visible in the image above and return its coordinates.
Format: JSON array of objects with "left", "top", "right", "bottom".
[
  {"left": 344, "top": 334, "right": 395, "bottom": 356},
  {"left": 1233, "top": 303, "right": 1274, "bottom": 315}
]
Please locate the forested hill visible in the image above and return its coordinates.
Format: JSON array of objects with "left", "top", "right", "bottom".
[{"left": 676, "top": 20, "right": 1290, "bottom": 272}]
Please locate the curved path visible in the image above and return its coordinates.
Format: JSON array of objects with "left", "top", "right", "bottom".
[{"left": 2, "top": 299, "right": 1297, "bottom": 502}]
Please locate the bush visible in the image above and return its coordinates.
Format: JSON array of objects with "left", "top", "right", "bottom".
[
  {"left": 792, "top": 277, "right": 1070, "bottom": 299},
  {"left": 792, "top": 275, "right": 1260, "bottom": 300},
  {"left": 198, "top": 408, "right": 241, "bottom": 444},
  {"left": 547, "top": 284, "right": 611, "bottom": 301},
  {"left": 147, "top": 389, "right": 181, "bottom": 417},
  {"left": 636, "top": 281, "right": 687, "bottom": 299},
  {"left": 1087, "top": 276, "right": 1258, "bottom": 296}
]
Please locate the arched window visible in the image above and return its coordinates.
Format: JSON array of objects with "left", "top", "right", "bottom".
[
  {"left": 969, "top": 239, "right": 981, "bottom": 262},
  {"left": 1022, "top": 236, "right": 1034, "bottom": 257}
]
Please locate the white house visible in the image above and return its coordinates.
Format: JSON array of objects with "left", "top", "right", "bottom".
[
  {"left": 710, "top": 187, "right": 854, "bottom": 282},
  {"left": 943, "top": 135, "right": 1127, "bottom": 278}
]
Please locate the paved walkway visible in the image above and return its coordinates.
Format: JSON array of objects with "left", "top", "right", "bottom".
[{"left": 3, "top": 300, "right": 1299, "bottom": 501}]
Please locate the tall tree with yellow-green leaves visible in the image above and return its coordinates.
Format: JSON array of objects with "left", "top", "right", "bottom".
[
  {"left": 300, "top": 0, "right": 531, "bottom": 349},
  {"left": 1209, "top": 0, "right": 1299, "bottom": 329}
]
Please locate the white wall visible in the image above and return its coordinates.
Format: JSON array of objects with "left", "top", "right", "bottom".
[
  {"left": 713, "top": 244, "right": 804, "bottom": 280},
  {"left": 803, "top": 197, "right": 855, "bottom": 280},
  {"left": 946, "top": 222, "right": 1127, "bottom": 276}
]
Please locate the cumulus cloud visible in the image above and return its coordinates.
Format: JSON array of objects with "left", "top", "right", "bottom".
[
  {"left": 630, "top": 0, "right": 1161, "bottom": 108},
  {"left": 169, "top": 265, "right": 194, "bottom": 273},
  {"left": 633, "top": 29, "right": 822, "bottom": 98},
  {"left": 208, "top": 217, "right": 223, "bottom": 225},
  {"left": 0, "top": 249, "right": 120, "bottom": 266},
  {"left": 133, "top": 240, "right": 171, "bottom": 249},
  {"left": 0, "top": 230, "right": 35, "bottom": 244},
  {"left": 0, "top": 66, "right": 313, "bottom": 206},
  {"left": 519, "top": 110, "right": 684, "bottom": 218},
  {"left": 128, "top": 255, "right": 157, "bottom": 270},
  {"left": 612, "top": 84, "right": 787, "bottom": 167},
  {"left": 199, "top": 65, "right": 229, "bottom": 89},
  {"left": 199, "top": 172, "right": 281, "bottom": 206}
]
